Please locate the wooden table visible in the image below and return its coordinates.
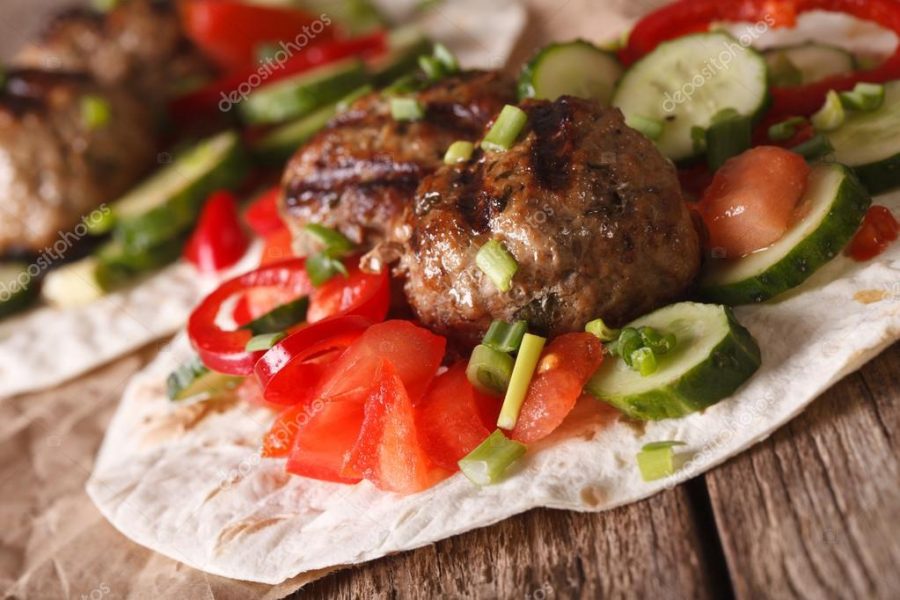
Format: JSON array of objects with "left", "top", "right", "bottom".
[{"left": 294, "top": 342, "right": 899, "bottom": 598}]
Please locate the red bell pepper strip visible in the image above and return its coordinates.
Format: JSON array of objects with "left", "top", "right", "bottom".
[
  {"left": 244, "top": 186, "right": 286, "bottom": 237},
  {"left": 183, "top": 191, "right": 251, "bottom": 274},
  {"left": 168, "top": 31, "right": 386, "bottom": 122},
  {"left": 188, "top": 259, "right": 312, "bottom": 375}
]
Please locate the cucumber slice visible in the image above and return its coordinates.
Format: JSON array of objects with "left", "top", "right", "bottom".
[
  {"left": 113, "top": 131, "right": 246, "bottom": 251},
  {"left": 240, "top": 297, "right": 309, "bottom": 335},
  {"left": 94, "top": 237, "right": 183, "bottom": 289},
  {"left": 0, "top": 262, "right": 38, "bottom": 318},
  {"left": 700, "top": 163, "right": 870, "bottom": 305},
  {"left": 612, "top": 33, "right": 769, "bottom": 161},
  {"left": 239, "top": 58, "right": 368, "bottom": 125},
  {"left": 368, "top": 28, "right": 432, "bottom": 87},
  {"left": 826, "top": 80, "right": 900, "bottom": 194},
  {"left": 764, "top": 44, "right": 856, "bottom": 86},
  {"left": 41, "top": 257, "right": 111, "bottom": 307},
  {"left": 518, "top": 40, "right": 622, "bottom": 104},
  {"left": 253, "top": 102, "right": 337, "bottom": 164},
  {"left": 166, "top": 355, "right": 243, "bottom": 402},
  {"left": 586, "top": 303, "right": 761, "bottom": 421}
]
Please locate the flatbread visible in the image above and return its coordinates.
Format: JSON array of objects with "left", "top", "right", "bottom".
[{"left": 88, "top": 4, "right": 899, "bottom": 588}]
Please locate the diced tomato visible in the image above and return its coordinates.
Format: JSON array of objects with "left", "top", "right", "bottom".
[
  {"left": 183, "top": 191, "right": 250, "bottom": 274},
  {"left": 699, "top": 146, "right": 811, "bottom": 259},
  {"left": 285, "top": 394, "right": 367, "bottom": 484},
  {"left": 343, "top": 360, "right": 450, "bottom": 493},
  {"left": 416, "top": 363, "right": 501, "bottom": 471},
  {"left": 511, "top": 333, "right": 604, "bottom": 444},
  {"left": 847, "top": 205, "right": 899, "bottom": 262},
  {"left": 316, "top": 321, "right": 446, "bottom": 405},
  {"left": 260, "top": 228, "right": 296, "bottom": 266},
  {"left": 179, "top": 0, "right": 335, "bottom": 72},
  {"left": 244, "top": 186, "right": 285, "bottom": 237},
  {"left": 307, "top": 260, "right": 391, "bottom": 324}
]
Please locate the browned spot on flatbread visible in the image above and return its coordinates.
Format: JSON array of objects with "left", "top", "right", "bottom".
[
  {"left": 580, "top": 486, "right": 606, "bottom": 507},
  {"left": 854, "top": 289, "right": 888, "bottom": 304},
  {"left": 142, "top": 395, "right": 239, "bottom": 446},
  {"left": 217, "top": 516, "right": 290, "bottom": 547}
]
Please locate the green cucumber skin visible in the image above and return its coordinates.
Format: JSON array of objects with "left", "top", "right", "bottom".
[
  {"left": 0, "top": 273, "right": 38, "bottom": 319},
  {"left": 700, "top": 165, "right": 871, "bottom": 305},
  {"left": 370, "top": 36, "right": 433, "bottom": 87},
  {"left": 166, "top": 356, "right": 241, "bottom": 401},
  {"left": 851, "top": 152, "right": 900, "bottom": 195},
  {"left": 94, "top": 238, "right": 184, "bottom": 290},
  {"left": 588, "top": 308, "right": 761, "bottom": 421},
  {"left": 517, "top": 39, "right": 620, "bottom": 102},
  {"left": 253, "top": 104, "right": 338, "bottom": 165},
  {"left": 113, "top": 141, "right": 248, "bottom": 252},
  {"left": 239, "top": 61, "right": 368, "bottom": 125}
]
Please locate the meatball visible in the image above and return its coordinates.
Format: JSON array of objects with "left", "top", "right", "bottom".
[
  {"left": 14, "top": 0, "right": 211, "bottom": 101},
  {"left": 280, "top": 70, "right": 516, "bottom": 253},
  {"left": 400, "top": 96, "right": 701, "bottom": 345},
  {"left": 0, "top": 70, "right": 157, "bottom": 254}
]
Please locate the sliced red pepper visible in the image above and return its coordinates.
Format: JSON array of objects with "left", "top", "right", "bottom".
[
  {"left": 168, "top": 31, "right": 386, "bottom": 121},
  {"left": 188, "top": 259, "right": 312, "bottom": 375},
  {"left": 183, "top": 191, "right": 250, "bottom": 274},
  {"left": 244, "top": 186, "right": 285, "bottom": 238},
  {"left": 254, "top": 315, "right": 371, "bottom": 406},
  {"left": 307, "top": 260, "right": 391, "bottom": 324},
  {"left": 847, "top": 205, "right": 899, "bottom": 262},
  {"left": 260, "top": 228, "right": 296, "bottom": 266}
]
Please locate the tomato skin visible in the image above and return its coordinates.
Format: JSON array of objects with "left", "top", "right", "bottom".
[
  {"left": 260, "top": 228, "right": 296, "bottom": 266},
  {"left": 285, "top": 395, "right": 366, "bottom": 484},
  {"left": 511, "top": 333, "right": 604, "bottom": 444},
  {"left": 343, "top": 360, "right": 450, "bottom": 493},
  {"left": 699, "top": 146, "right": 811, "bottom": 259},
  {"left": 847, "top": 206, "right": 899, "bottom": 262},
  {"left": 183, "top": 191, "right": 250, "bottom": 274},
  {"left": 416, "top": 363, "right": 501, "bottom": 471},
  {"left": 307, "top": 261, "right": 391, "bottom": 324},
  {"left": 244, "top": 186, "right": 285, "bottom": 237}
]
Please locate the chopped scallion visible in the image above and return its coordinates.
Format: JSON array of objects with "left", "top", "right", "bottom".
[
  {"left": 443, "top": 140, "right": 475, "bottom": 165},
  {"left": 625, "top": 114, "right": 664, "bottom": 140},
  {"left": 466, "top": 344, "right": 515, "bottom": 395},
  {"left": 433, "top": 43, "right": 460, "bottom": 74},
  {"left": 384, "top": 73, "right": 425, "bottom": 96},
  {"left": 766, "top": 51, "right": 803, "bottom": 87},
  {"left": 476, "top": 240, "right": 518, "bottom": 292},
  {"left": 811, "top": 90, "right": 845, "bottom": 132},
  {"left": 637, "top": 441, "right": 685, "bottom": 481},
  {"left": 767, "top": 117, "right": 807, "bottom": 142},
  {"left": 81, "top": 95, "right": 111, "bottom": 130},
  {"left": 585, "top": 317, "right": 619, "bottom": 342},
  {"left": 91, "top": 0, "right": 120, "bottom": 12},
  {"left": 839, "top": 82, "right": 885, "bottom": 112},
  {"left": 630, "top": 346, "right": 658, "bottom": 376},
  {"left": 483, "top": 319, "right": 528, "bottom": 353},
  {"left": 638, "top": 326, "right": 676, "bottom": 355},
  {"left": 304, "top": 223, "right": 354, "bottom": 256},
  {"left": 790, "top": 133, "right": 834, "bottom": 161},
  {"left": 418, "top": 55, "right": 446, "bottom": 80},
  {"left": 458, "top": 429, "right": 526, "bottom": 486},
  {"left": 306, "top": 252, "right": 349, "bottom": 286},
  {"left": 481, "top": 105, "right": 528, "bottom": 152},
  {"left": 497, "top": 333, "right": 546, "bottom": 430},
  {"left": 611, "top": 327, "right": 642, "bottom": 366},
  {"left": 245, "top": 332, "right": 287, "bottom": 352},
  {"left": 705, "top": 108, "right": 752, "bottom": 171},
  {"left": 240, "top": 297, "right": 309, "bottom": 335},
  {"left": 690, "top": 125, "right": 707, "bottom": 154},
  {"left": 390, "top": 96, "right": 425, "bottom": 121}
]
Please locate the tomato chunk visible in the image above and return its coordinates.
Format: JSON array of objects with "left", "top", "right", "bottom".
[
  {"left": 344, "top": 361, "right": 450, "bottom": 493},
  {"left": 511, "top": 333, "right": 604, "bottom": 444},
  {"left": 847, "top": 205, "right": 899, "bottom": 262},
  {"left": 260, "top": 229, "right": 296, "bottom": 266},
  {"left": 416, "top": 363, "right": 502, "bottom": 471},
  {"left": 285, "top": 395, "right": 366, "bottom": 484},
  {"left": 699, "top": 146, "right": 811, "bottom": 259}
]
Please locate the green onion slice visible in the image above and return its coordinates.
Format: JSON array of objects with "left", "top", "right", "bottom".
[
  {"left": 766, "top": 51, "right": 803, "bottom": 87},
  {"left": 433, "top": 43, "right": 460, "bottom": 74},
  {"left": 458, "top": 429, "right": 526, "bottom": 486},
  {"left": 466, "top": 344, "right": 515, "bottom": 396},
  {"left": 690, "top": 125, "right": 707, "bottom": 154},
  {"left": 839, "top": 82, "right": 885, "bottom": 112},
  {"left": 630, "top": 346, "right": 658, "bottom": 376},
  {"left": 481, "top": 105, "right": 528, "bottom": 152},
  {"left": 443, "top": 140, "right": 475, "bottom": 165},
  {"left": 418, "top": 55, "right": 445, "bottom": 80},
  {"left": 81, "top": 95, "right": 111, "bottom": 130},
  {"left": 637, "top": 441, "right": 686, "bottom": 482},
  {"left": 625, "top": 114, "right": 664, "bottom": 140},
  {"left": 390, "top": 96, "right": 425, "bottom": 121},
  {"left": 705, "top": 108, "right": 752, "bottom": 171},
  {"left": 240, "top": 297, "right": 309, "bottom": 335},
  {"left": 790, "top": 133, "right": 834, "bottom": 161},
  {"left": 585, "top": 317, "right": 619, "bottom": 342},
  {"left": 245, "top": 332, "right": 287, "bottom": 352},
  {"left": 811, "top": 90, "right": 846, "bottom": 132},
  {"left": 306, "top": 252, "right": 349, "bottom": 286},
  {"left": 497, "top": 333, "right": 546, "bottom": 430},
  {"left": 767, "top": 117, "right": 807, "bottom": 142},
  {"left": 476, "top": 240, "right": 518, "bottom": 293},
  {"left": 304, "top": 224, "right": 354, "bottom": 256},
  {"left": 483, "top": 319, "right": 528, "bottom": 353}
]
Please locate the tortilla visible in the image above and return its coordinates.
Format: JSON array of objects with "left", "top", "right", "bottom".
[{"left": 88, "top": 5, "right": 899, "bottom": 589}]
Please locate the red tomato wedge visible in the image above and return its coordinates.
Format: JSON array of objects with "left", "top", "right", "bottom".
[
  {"left": 416, "top": 363, "right": 502, "bottom": 471},
  {"left": 244, "top": 186, "right": 285, "bottom": 237},
  {"left": 179, "top": 0, "right": 335, "bottom": 72},
  {"left": 307, "top": 261, "right": 391, "bottom": 324},
  {"left": 285, "top": 394, "right": 367, "bottom": 484},
  {"left": 183, "top": 191, "right": 250, "bottom": 274},
  {"left": 315, "top": 320, "right": 446, "bottom": 405},
  {"left": 847, "top": 205, "right": 899, "bottom": 262},
  {"left": 343, "top": 360, "right": 450, "bottom": 493},
  {"left": 511, "top": 333, "right": 604, "bottom": 444},
  {"left": 699, "top": 146, "right": 811, "bottom": 259}
]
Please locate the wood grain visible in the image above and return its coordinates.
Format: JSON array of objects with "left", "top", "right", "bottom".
[
  {"left": 706, "top": 343, "right": 900, "bottom": 599},
  {"left": 298, "top": 486, "right": 726, "bottom": 599}
]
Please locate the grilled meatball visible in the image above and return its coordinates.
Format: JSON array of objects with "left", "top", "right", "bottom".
[
  {"left": 0, "top": 70, "right": 157, "bottom": 254},
  {"left": 400, "top": 96, "right": 701, "bottom": 345},
  {"left": 280, "top": 71, "right": 516, "bottom": 252},
  {"left": 14, "top": 0, "right": 211, "bottom": 101}
]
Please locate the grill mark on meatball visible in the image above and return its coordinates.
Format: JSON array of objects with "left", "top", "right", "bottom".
[{"left": 527, "top": 98, "right": 577, "bottom": 192}]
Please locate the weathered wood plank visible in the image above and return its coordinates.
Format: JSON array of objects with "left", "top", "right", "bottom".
[
  {"left": 706, "top": 343, "right": 900, "bottom": 599},
  {"left": 298, "top": 486, "right": 726, "bottom": 599}
]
